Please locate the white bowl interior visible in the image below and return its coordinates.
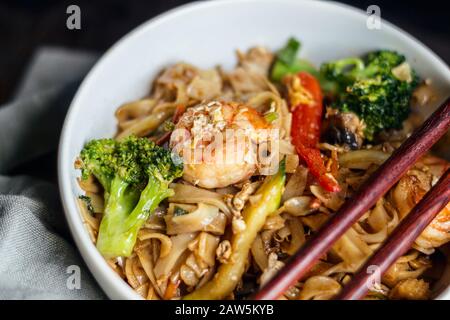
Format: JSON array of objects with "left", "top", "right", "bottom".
[{"left": 58, "top": 0, "right": 450, "bottom": 299}]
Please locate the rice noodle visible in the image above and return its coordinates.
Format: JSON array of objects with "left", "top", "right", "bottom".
[
  {"left": 169, "top": 183, "right": 230, "bottom": 216},
  {"left": 331, "top": 228, "right": 373, "bottom": 267},
  {"left": 138, "top": 230, "right": 172, "bottom": 258},
  {"left": 154, "top": 232, "right": 197, "bottom": 281},
  {"left": 77, "top": 175, "right": 100, "bottom": 193},
  {"left": 115, "top": 99, "right": 158, "bottom": 130},
  {"left": 136, "top": 246, "right": 164, "bottom": 298},
  {"left": 78, "top": 45, "right": 449, "bottom": 301},
  {"left": 116, "top": 107, "right": 174, "bottom": 140}
]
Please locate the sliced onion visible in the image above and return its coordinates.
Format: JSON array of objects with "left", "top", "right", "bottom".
[
  {"left": 251, "top": 235, "right": 268, "bottom": 271},
  {"left": 310, "top": 185, "right": 344, "bottom": 211},
  {"left": 165, "top": 203, "right": 227, "bottom": 235},
  {"left": 392, "top": 62, "right": 413, "bottom": 83},
  {"left": 282, "top": 165, "right": 308, "bottom": 202},
  {"left": 339, "top": 149, "right": 390, "bottom": 169},
  {"left": 283, "top": 196, "right": 313, "bottom": 216},
  {"left": 284, "top": 217, "right": 306, "bottom": 255},
  {"left": 299, "top": 276, "right": 341, "bottom": 300},
  {"left": 263, "top": 214, "right": 285, "bottom": 231}
]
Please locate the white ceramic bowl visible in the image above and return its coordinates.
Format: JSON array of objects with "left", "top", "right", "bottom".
[{"left": 58, "top": 0, "right": 450, "bottom": 299}]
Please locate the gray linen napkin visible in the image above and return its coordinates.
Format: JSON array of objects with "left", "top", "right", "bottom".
[{"left": 0, "top": 47, "right": 106, "bottom": 299}]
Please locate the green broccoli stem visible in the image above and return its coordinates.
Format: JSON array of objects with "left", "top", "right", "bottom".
[
  {"left": 97, "top": 175, "right": 174, "bottom": 258},
  {"left": 271, "top": 59, "right": 317, "bottom": 82},
  {"left": 125, "top": 175, "right": 174, "bottom": 230},
  {"left": 93, "top": 171, "right": 113, "bottom": 195},
  {"left": 96, "top": 175, "right": 140, "bottom": 258},
  {"left": 333, "top": 58, "right": 365, "bottom": 75}
]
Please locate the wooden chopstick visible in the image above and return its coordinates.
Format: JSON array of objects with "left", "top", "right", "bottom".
[
  {"left": 252, "top": 97, "right": 450, "bottom": 300},
  {"left": 336, "top": 168, "right": 450, "bottom": 300}
]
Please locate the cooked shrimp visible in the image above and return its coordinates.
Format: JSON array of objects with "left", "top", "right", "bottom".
[
  {"left": 391, "top": 155, "right": 450, "bottom": 251},
  {"left": 417, "top": 203, "right": 450, "bottom": 250},
  {"left": 170, "top": 100, "right": 270, "bottom": 188}
]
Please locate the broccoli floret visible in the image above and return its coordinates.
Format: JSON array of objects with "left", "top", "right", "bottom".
[
  {"left": 104, "top": 136, "right": 183, "bottom": 257},
  {"left": 321, "top": 50, "right": 406, "bottom": 88},
  {"left": 366, "top": 50, "right": 406, "bottom": 72},
  {"left": 79, "top": 138, "right": 117, "bottom": 193},
  {"left": 79, "top": 135, "right": 183, "bottom": 258},
  {"left": 341, "top": 75, "right": 417, "bottom": 139},
  {"left": 320, "top": 57, "right": 366, "bottom": 89},
  {"left": 320, "top": 50, "right": 418, "bottom": 139}
]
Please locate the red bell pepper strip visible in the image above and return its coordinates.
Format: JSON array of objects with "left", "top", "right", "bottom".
[{"left": 284, "top": 72, "right": 340, "bottom": 192}]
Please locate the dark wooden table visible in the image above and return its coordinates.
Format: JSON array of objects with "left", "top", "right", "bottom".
[{"left": 0, "top": 0, "right": 448, "bottom": 180}]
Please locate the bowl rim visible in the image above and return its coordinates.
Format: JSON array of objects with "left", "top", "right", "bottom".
[{"left": 58, "top": 0, "right": 450, "bottom": 300}]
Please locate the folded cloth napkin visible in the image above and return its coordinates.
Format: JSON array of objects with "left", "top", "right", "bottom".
[{"left": 0, "top": 47, "right": 106, "bottom": 299}]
